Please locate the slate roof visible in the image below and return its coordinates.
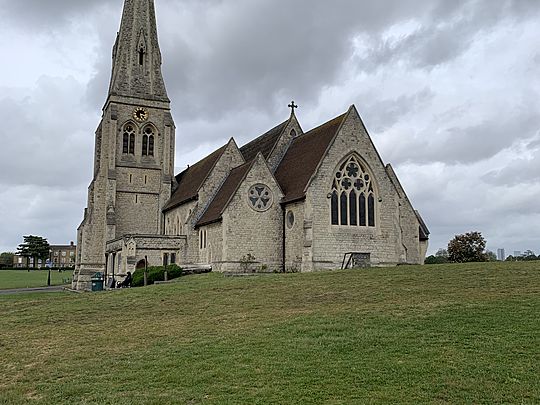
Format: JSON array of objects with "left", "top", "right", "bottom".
[
  {"left": 415, "top": 210, "right": 430, "bottom": 241},
  {"left": 162, "top": 143, "right": 228, "bottom": 212},
  {"left": 196, "top": 160, "right": 254, "bottom": 227},
  {"left": 240, "top": 120, "right": 288, "bottom": 162},
  {"left": 275, "top": 113, "right": 347, "bottom": 204}
]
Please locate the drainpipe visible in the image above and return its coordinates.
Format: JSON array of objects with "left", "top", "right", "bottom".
[
  {"left": 104, "top": 253, "right": 109, "bottom": 287},
  {"left": 282, "top": 206, "right": 286, "bottom": 273},
  {"left": 111, "top": 252, "right": 116, "bottom": 288}
]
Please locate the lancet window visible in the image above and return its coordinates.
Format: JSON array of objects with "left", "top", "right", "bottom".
[
  {"left": 123, "top": 124, "right": 136, "bottom": 155},
  {"left": 330, "top": 155, "right": 376, "bottom": 227},
  {"left": 142, "top": 126, "right": 155, "bottom": 157}
]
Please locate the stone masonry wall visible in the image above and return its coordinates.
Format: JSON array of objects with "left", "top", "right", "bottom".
[
  {"left": 267, "top": 115, "right": 303, "bottom": 172},
  {"left": 164, "top": 139, "right": 245, "bottom": 265},
  {"left": 220, "top": 154, "right": 284, "bottom": 272},
  {"left": 306, "top": 107, "right": 422, "bottom": 269},
  {"left": 116, "top": 192, "right": 160, "bottom": 236},
  {"left": 284, "top": 201, "right": 305, "bottom": 272}
]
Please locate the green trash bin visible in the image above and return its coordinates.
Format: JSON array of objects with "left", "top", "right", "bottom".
[{"left": 91, "top": 272, "right": 104, "bottom": 292}]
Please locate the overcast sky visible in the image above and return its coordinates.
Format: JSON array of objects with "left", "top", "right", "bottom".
[{"left": 0, "top": 0, "right": 538, "bottom": 257}]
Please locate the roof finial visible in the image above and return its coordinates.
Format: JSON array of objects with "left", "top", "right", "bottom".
[{"left": 288, "top": 100, "right": 298, "bottom": 115}]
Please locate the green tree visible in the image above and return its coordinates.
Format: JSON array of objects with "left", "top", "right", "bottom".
[
  {"left": 17, "top": 236, "right": 50, "bottom": 268},
  {"left": 447, "top": 231, "right": 488, "bottom": 263},
  {"left": 0, "top": 252, "right": 15, "bottom": 268},
  {"left": 485, "top": 250, "right": 497, "bottom": 262},
  {"left": 425, "top": 248, "right": 449, "bottom": 264},
  {"left": 522, "top": 250, "right": 537, "bottom": 261}
]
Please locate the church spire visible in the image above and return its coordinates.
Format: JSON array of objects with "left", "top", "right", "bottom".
[{"left": 108, "top": 0, "right": 169, "bottom": 103}]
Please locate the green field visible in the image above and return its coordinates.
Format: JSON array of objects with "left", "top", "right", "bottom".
[
  {"left": 0, "top": 270, "right": 71, "bottom": 290},
  {"left": 0, "top": 262, "right": 539, "bottom": 404}
]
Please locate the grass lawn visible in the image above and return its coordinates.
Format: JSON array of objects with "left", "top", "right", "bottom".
[
  {"left": 0, "top": 270, "right": 71, "bottom": 290},
  {"left": 0, "top": 261, "right": 539, "bottom": 404}
]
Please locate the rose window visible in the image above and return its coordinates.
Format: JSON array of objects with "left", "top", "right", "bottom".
[{"left": 248, "top": 184, "right": 273, "bottom": 212}]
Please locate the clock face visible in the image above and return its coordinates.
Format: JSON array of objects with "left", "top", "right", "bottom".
[{"left": 133, "top": 107, "right": 149, "bottom": 122}]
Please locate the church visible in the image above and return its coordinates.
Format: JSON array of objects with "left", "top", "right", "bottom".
[{"left": 73, "top": 0, "right": 429, "bottom": 290}]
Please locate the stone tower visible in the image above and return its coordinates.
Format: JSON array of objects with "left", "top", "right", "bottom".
[{"left": 74, "top": 0, "right": 175, "bottom": 290}]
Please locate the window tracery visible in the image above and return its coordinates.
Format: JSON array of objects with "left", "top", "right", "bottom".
[
  {"left": 142, "top": 126, "right": 155, "bottom": 157},
  {"left": 248, "top": 184, "right": 273, "bottom": 212},
  {"left": 123, "top": 124, "right": 136, "bottom": 155},
  {"left": 331, "top": 155, "right": 376, "bottom": 227}
]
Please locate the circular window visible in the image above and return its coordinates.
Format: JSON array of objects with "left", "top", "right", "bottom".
[
  {"left": 248, "top": 184, "right": 273, "bottom": 212},
  {"left": 287, "top": 211, "right": 295, "bottom": 229}
]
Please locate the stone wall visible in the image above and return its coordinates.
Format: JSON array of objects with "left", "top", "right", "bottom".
[
  {"left": 163, "top": 139, "right": 245, "bottom": 265},
  {"left": 105, "top": 235, "right": 186, "bottom": 277},
  {"left": 267, "top": 115, "right": 303, "bottom": 172},
  {"left": 283, "top": 201, "right": 305, "bottom": 272},
  {"left": 220, "top": 154, "right": 284, "bottom": 272},
  {"left": 116, "top": 192, "right": 160, "bottom": 236},
  {"left": 305, "top": 107, "right": 424, "bottom": 270}
]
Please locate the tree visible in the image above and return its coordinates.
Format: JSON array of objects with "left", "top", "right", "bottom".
[
  {"left": 522, "top": 250, "right": 537, "bottom": 261},
  {"left": 425, "top": 248, "right": 449, "bottom": 264},
  {"left": 485, "top": 250, "right": 497, "bottom": 262},
  {"left": 447, "top": 231, "right": 488, "bottom": 263},
  {"left": 0, "top": 252, "right": 14, "bottom": 268},
  {"left": 17, "top": 236, "right": 50, "bottom": 268}
]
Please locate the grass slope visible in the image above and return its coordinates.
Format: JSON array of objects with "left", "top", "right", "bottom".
[
  {"left": 0, "top": 270, "right": 71, "bottom": 290},
  {"left": 0, "top": 262, "right": 539, "bottom": 404}
]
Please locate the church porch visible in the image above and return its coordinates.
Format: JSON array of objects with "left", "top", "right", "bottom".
[{"left": 104, "top": 235, "right": 186, "bottom": 287}]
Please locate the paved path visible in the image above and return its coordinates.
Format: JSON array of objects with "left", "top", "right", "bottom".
[{"left": 0, "top": 286, "right": 67, "bottom": 296}]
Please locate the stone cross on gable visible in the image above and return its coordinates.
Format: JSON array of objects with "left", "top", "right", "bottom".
[{"left": 288, "top": 101, "right": 298, "bottom": 115}]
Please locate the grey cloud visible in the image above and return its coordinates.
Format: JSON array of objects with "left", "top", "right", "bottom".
[
  {"left": 387, "top": 107, "right": 540, "bottom": 166},
  {"left": 397, "top": 161, "right": 540, "bottom": 254},
  {"left": 0, "top": 77, "right": 95, "bottom": 188},
  {"left": 360, "top": 88, "right": 435, "bottom": 133},
  {"left": 0, "top": 0, "right": 539, "bottom": 255},
  {"left": 0, "top": 0, "right": 115, "bottom": 31},
  {"left": 482, "top": 135, "right": 540, "bottom": 186},
  {"left": 0, "top": 185, "right": 82, "bottom": 251}
]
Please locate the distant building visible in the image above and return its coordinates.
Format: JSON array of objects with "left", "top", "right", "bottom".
[
  {"left": 13, "top": 242, "right": 76, "bottom": 269},
  {"left": 51, "top": 242, "right": 77, "bottom": 268},
  {"left": 513, "top": 251, "right": 522, "bottom": 258},
  {"left": 497, "top": 248, "right": 505, "bottom": 261}
]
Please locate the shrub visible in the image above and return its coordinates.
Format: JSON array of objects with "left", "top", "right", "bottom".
[{"left": 132, "top": 264, "right": 182, "bottom": 287}]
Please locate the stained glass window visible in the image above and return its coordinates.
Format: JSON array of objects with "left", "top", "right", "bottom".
[{"left": 330, "top": 155, "right": 376, "bottom": 228}]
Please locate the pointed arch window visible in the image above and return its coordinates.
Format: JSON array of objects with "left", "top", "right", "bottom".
[
  {"left": 138, "top": 48, "right": 145, "bottom": 66},
  {"left": 142, "top": 126, "right": 155, "bottom": 157},
  {"left": 330, "top": 155, "right": 377, "bottom": 228},
  {"left": 123, "top": 124, "right": 135, "bottom": 155},
  {"left": 142, "top": 135, "right": 148, "bottom": 156}
]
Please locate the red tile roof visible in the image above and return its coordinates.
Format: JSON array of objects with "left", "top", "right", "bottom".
[
  {"left": 163, "top": 144, "right": 228, "bottom": 212},
  {"left": 240, "top": 120, "right": 288, "bottom": 162},
  {"left": 196, "top": 160, "right": 254, "bottom": 227},
  {"left": 275, "top": 113, "right": 347, "bottom": 204}
]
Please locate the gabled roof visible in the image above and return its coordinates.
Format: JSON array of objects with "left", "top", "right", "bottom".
[
  {"left": 196, "top": 160, "right": 254, "bottom": 227},
  {"left": 240, "top": 120, "right": 288, "bottom": 162},
  {"left": 163, "top": 143, "right": 229, "bottom": 212},
  {"left": 275, "top": 112, "right": 347, "bottom": 204},
  {"left": 415, "top": 210, "right": 430, "bottom": 241}
]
